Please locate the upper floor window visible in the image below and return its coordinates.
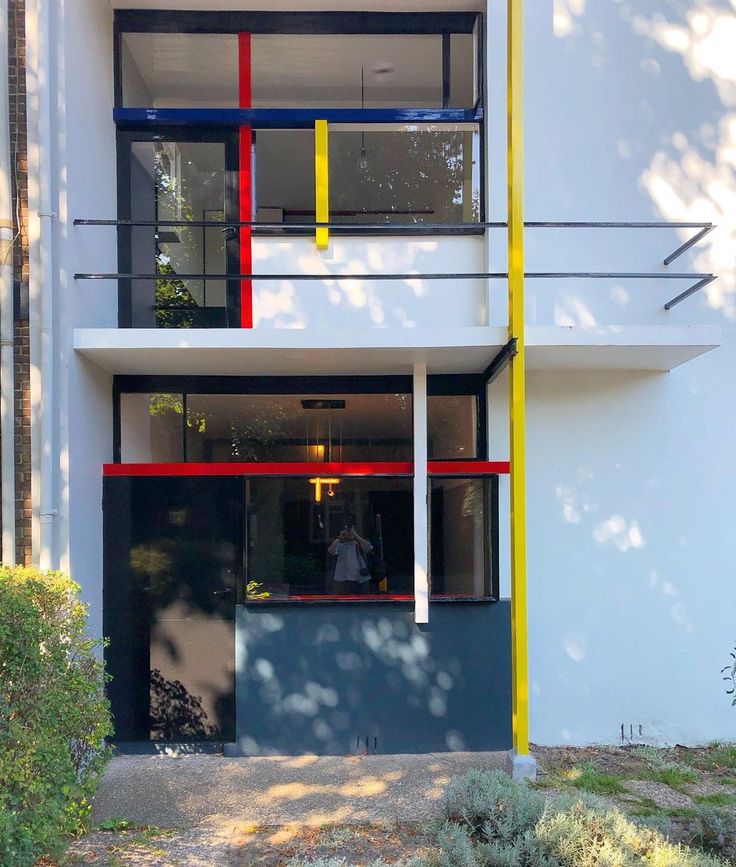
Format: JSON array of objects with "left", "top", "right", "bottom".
[{"left": 117, "top": 15, "right": 481, "bottom": 110}]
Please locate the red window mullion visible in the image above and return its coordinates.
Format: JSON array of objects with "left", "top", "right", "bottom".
[{"left": 238, "top": 32, "right": 253, "bottom": 328}]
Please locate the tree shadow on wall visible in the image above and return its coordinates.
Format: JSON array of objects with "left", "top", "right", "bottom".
[{"left": 149, "top": 668, "right": 219, "bottom": 741}]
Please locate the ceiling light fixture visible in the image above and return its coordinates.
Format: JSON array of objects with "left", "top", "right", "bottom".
[{"left": 358, "top": 66, "right": 369, "bottom": 172}]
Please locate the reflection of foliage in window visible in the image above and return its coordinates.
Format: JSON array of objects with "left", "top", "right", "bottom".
[
  {"left": 246, "top": 553, "right": 323, "bottom": 596},
  {"left": 333, "top": 129, "right": 479, "bottom": 223},
  {"left": 382, "top": 393, "right": 411, "bottom": 412},
  {"left": 151, "top": 145, "right": 226, "bottom": 328},
  {"left": 429, "top": 396, "right": 474, "bottom": 457},
  {"left": 229, "top": 402, "right": 291, "bottom": 461},
  {"left": 148, "top": 393, "right": 184, "bottom": 418},
  {"left": 145, "top": 392, "right": 209, "bottom": 436},
  {"left": 150, "top": 669, "right": 218, "bottom": 740},
  {"left": 154, "top": 258, "right": 197, "bottom": 329},
  {"left": 246, "top": 580, "right": 270, "bottom": 600},
  {"left": 462, "top": 479, "right": 482, "bottom": 518}
]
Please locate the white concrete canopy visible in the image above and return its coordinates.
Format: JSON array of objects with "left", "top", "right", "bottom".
[{"left": 74, "top": 324, "right": 720, "bottom": 376}]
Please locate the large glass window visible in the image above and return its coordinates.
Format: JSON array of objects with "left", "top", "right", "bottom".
[
  {"left": 121, "top": 33, "right": 239, "bottom": 107},
  {"left": 254, "top": 130, "right": 315, "bottom": 225},
  {"left": 118, "top": 386, "right": 484, "bottom": 463},
  {"left": 120, "top": 31, "right": 477, "bottom": 109},
  {"left": 427, "top": 395, "right": 477, "bottom": 459},
  {"left": 245, "top": 476, "right": 413, "bottom": 600},
  {"left": 127, "top": 139, "right": 233, "bottom": 328},
  {"left": 430, "top": 477, "right": 496, "bottom": 598},
  {"left": 185, "top": 393, "right": 412, "bottom": 462},
  {"left": 330, "top": 125, "right": 480, "bottom": 225},
  {"left": 120, "top": 393, "right": 184, "bottom": 462}
]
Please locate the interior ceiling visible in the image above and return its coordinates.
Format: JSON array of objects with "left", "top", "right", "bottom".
[{"left": 123, "top": 32, "right": 444, "bottom": 107}]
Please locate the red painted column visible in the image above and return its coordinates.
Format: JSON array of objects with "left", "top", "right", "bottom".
[{"left": 238, "top": 33, "right": 253, "bottom": 328}]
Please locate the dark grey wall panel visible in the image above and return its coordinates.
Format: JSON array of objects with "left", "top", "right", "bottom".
[{"left": 228, "top": 602, "right": 511, "bottom": 755}]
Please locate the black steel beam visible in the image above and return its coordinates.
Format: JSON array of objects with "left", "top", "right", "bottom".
[
  {"left": 663, "top": 225, "right": 715, "bottom": 265},
  {"left": 482, "top": 338, "right": 518, "bottom": 385},
  {"left": 664, "top": 275, "right": 717, "bottom": 310}
]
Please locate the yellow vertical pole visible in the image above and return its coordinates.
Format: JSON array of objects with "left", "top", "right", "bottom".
[
  {"left": 508, "top": 0, "right": 530, "bottom": 756},
  {"left": 315, "top": 120, "right": 329, "bottom": 249}
]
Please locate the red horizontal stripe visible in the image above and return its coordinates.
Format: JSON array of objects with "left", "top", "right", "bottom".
[
  {"left": 429, "top": 461, "right": 510, "bottom": 475},
  {"left": 103, "top": 460, "right": 510, "bottom": 477},
  {"left": 103, "top": 461, "right": 413, "bottom": 477}
]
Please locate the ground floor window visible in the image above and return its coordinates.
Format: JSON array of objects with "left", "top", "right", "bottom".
[
  {"left": 104, "top": 472, "right": 497, "bottom": 603},
  {"left": 115, "top": 376, "right": 483, "bottom": 462},
  {"left": 245, "top": 476, "right": 413, "bottom": 600},
  {"left": 109, "top": 374, "right": 498, "bottom": 603}
]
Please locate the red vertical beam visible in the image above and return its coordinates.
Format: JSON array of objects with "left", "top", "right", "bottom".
[{"left": 238, "top": 32, "right": 253, "bottom": 328}]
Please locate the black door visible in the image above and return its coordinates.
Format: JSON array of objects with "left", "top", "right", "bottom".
[
  {"left": 117, "top": 128, "right": 240, "bottom": 328},
  {"left": 104, "top": 476, "right": 240, "bottom": 742}
]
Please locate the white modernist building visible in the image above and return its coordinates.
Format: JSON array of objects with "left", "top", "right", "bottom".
[{"left": 9, "top": 0, "right": 735, "bottom": 755}]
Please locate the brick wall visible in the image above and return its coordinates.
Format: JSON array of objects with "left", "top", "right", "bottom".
[{"left": 8, "top": 0, "right": 32, "bottom": 565}]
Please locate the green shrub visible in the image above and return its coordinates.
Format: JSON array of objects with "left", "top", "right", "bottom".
[
  {"left": 445, "top": 769, "right": 545, "bottom": 841},
  {"left": 434, "top": 821, "right": 477, "bottom": 867},
  {"left": 0, "top": 566, "right": 112, "bottom": 866},
  {"left": 441, "top": 771, "right": 727, "bottom": 867},
  {"left": 680, "top": 807, "right": 736, "bottom": 861}
]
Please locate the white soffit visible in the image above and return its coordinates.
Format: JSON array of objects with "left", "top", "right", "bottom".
[
  {"left": 74, "top": 325, "right": 721, "bottom": 376},
  {"left": 74, "top": 327, "right": 508, "bottom": 375}
]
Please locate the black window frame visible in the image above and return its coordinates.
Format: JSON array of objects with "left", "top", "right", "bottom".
[
  {"left": 114, "top": 11, "right": 483, "bottom": 111},
  {"left": 117, "top": 127, "right": 241, "bottom": 328},
  {"left": 113, "top": 11, "right": 487, "bottom": 236},
  {"left": 429, "top": 473, "right": 499, "bottom": 602},
  {"left": 112, "top": 373, "right": 487, "bottom": 463}
]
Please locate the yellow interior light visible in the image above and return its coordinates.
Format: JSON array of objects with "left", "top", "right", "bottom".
[{"left": 309, "top": 477, "right": 341, "bottom": 503}]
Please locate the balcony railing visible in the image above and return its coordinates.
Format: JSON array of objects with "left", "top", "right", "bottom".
[{"left": 73, "top": 219, "right": 717, "bottom": 326}]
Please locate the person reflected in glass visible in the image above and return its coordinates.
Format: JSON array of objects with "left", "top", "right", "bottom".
[{"left": 328, "top": 525, "right": 373, "bottom": 595}]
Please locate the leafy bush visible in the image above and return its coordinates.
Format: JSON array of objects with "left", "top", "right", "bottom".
[
  {"left": 445, "top": 768, "right": 545, "bottom": 841},
  {"left": 679, "top": 807, "right": 736, "bottom": 861},
  {"left": 441, "top": 771, "right": 727, "bottom": 867},
  {"left": 434, "top": 821, "right": 477, "bottom": 867},
  {"left": 0, "top": 566, "right": 112, "bottom": 866}
]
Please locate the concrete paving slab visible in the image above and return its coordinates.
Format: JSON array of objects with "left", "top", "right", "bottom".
[{"left": 91, "top": 752, "right": 506, "bottom": 829}]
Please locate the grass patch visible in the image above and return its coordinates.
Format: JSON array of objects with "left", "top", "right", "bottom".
[
  {"left": 645, "top": 763, "right": 700, "bottom": 789},
  {"left": 94, "top": 817, "right": 138, "bottom": 832},
  {"left": 316, "top": 826, "right": 356, "bottom": 849},
  {"left": 693, "top": 793, "right": 736, "bottom": 807},
  {"left": 696, "top": 745, "right": 736, "bottom": 771},
  {"left": 567, "top": 762, "right": 627, "bottom": 796},
  {"left": 625, "top": 798, "right": 665, "bottom": 818},
  {"left": 719, "top": 776, "right": 736, "bottom": 786}
]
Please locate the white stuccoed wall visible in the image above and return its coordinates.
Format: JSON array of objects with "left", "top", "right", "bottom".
[
  {"left": 483, "top": 0, "right": 736, "bottom": 744},
  {"left": 54, "top": 0, "right": 117, "bottom": 639},
  {"left": 50, "top": 0, "right": 736, "bottom": 743}
]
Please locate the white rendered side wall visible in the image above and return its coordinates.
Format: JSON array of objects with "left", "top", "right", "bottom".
[
  {"left": 484, "top": 0, "right": 736, "bottom": 745},
  {"left": 56, "top": 0, "right": 117, "bottom": 637}
]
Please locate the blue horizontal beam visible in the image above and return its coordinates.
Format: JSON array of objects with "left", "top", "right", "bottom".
[{"left": 113, "top": 107, "right": 483, "bottom": 128}]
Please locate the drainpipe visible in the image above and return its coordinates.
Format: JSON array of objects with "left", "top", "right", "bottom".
[
  {"left": 31, "top": 0, "right": 55, "bottom": 569},
  {"left": 0, "top": 0, "right": 16, "bottom": 565}
]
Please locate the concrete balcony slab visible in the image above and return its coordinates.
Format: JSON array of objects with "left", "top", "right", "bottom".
[{"left": 73, "top": 324, "right": 720, "bottom": 377}]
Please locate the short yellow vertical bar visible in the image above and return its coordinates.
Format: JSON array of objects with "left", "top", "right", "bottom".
[
  {"left": 508, "top": 0, "right": 530, "bottom": 756},
  {"left": 315, "top": 119, "right": 329, "bottom": 249}
]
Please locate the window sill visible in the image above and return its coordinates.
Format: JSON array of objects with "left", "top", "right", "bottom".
[{"left": 242, "top": 594, "right": 496, "bottom": 605}]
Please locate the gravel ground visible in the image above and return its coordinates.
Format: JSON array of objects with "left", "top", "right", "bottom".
[{"left": 60, "top": 745, "right": 736, "bottom": 866}]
